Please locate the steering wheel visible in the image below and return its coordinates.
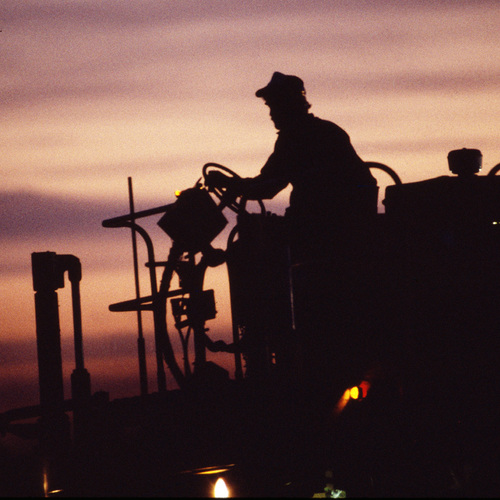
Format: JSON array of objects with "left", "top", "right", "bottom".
[{"left": 202, "top": 162, "right": 265, "bottom": 214}]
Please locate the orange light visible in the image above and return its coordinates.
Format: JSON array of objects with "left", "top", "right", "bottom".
[
  {"left": 174, "top": 190, "right": 182, "bottom": 197},
  {"left": 349, "top": 380, "right": 371, "bottom": 400},
  {"left": 349, "top": 385, "right": 362, "bottom": 400},
  {"left": 213, "top": 477, "right": 229, "bottom": 498},
  {"left": 333, "top": 380, "right": 372, "bottom": 416},
  {"left": 333, "top": 388, "right": 351, "bottom": 416},
  {"left": 186, "top": 464, "right": 234, "bottom": 476},
  {"left": 197, "top": 468, "right": 231, "bottom": 475}
]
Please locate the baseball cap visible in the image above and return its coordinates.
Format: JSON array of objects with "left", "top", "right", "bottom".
[{"left": 255, "top": 72, "right": 306, "bottom": 100}]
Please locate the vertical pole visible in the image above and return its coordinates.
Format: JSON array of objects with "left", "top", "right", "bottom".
[
  {"left": 71, "top": 281, "right": 85, "bottom": 371},
  {"left": 64, "top": 256, "right": 92, "bottom": 446},
  {"left": 34, "top": 282, "right": 66, "bottom": 420},
  {"left": 190, "top": 255, "right": 207, "bottom": 373},
  {"left": 32, "top": 252, "right": 71, "bottom": 494},
  {"left": 128, "top": 177, "right": 149, "bottom": 397}
]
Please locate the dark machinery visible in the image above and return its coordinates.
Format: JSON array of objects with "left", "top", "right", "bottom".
[
  {"left": 98, "top": 150, "right": 500, "bottom": 496},
  {"left": 102, "top": 178, "right": 232, "bottom": 391},
  {"left": 2, "top": 148, "right": 500, "bottom": 497},
  {"left": 383, "top": 148, "right": 500, "bottom": 428},
  {"left": 100, "top": 160, "right": 402, "bottom": 391},
  {"left": 101, "top": 164, "right": 294, "bottom": 389}
]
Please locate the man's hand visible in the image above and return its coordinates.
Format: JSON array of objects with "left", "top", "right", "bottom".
[{"left": 204, "top": 171, "right": 233, "bottom": 190}]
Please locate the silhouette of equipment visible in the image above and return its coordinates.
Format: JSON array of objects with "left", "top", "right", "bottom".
[
  {"left": 102, "top": 178, "right": 236, "bottom": 390},
  {"left": 202, "top": 162, "right": 266, "bottom": 214},
  {"left": 101, "top": 165, "right": 289, "bottom": 388},
  {"left": 28, "top": 252, "right": 92, "bottom": 492},
  {"left": 31, "top": 252, "right": 91, "bottom": 418},
  {"left": 157, "top": 185, "right": 228, "bottom": 254},
  {"left": 4, "top": 149, "right": 500, "bottom": 497},
  {"left": 383, "top": 148, "right": 500, "bottom": 400}
]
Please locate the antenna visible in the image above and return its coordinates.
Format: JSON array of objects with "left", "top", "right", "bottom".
[{"left": 128, "top": 177, "right": 149, "bottom": 397}]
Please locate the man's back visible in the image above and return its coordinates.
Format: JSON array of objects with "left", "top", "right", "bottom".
[{"left": 262, "top": 114, "right": 377, "bottom": 263}]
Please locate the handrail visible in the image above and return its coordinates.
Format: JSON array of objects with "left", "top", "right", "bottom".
[{"left": 103, "top": 219, "right": 168, "bottom": 392}]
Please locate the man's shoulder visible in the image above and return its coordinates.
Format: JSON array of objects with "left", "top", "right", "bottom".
[{"left": 308, "top": 114, "right": 349, "bottom": 138}]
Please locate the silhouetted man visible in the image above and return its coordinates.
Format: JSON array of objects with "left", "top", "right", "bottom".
[
  {"left": 206, "top": 70, "right": 376, "bottom": 355},
  {"left": 207, "top": 71, "right": 377, "bottom": 265},
  {"left": 206, "top": 72, "right": 378, "bottom": 482}
]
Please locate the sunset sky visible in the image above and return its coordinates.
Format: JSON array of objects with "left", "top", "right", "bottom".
[{"left": 1, "top": 0, "right": 499, "bottom": 413}]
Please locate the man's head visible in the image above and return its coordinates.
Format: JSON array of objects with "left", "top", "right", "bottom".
[{"left": 256, "top": 72, "right": 311, "bottom": 130}]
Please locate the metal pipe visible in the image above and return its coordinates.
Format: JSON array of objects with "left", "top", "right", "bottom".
[
  {"left": 109, "top": 221, "right": 168, "bottom": 392},
  {"left": 102, "top": 203, "right": 172, "bottom": 228},
  {"left": 31, "top": 252, "right": 72, "bottom": 461}
]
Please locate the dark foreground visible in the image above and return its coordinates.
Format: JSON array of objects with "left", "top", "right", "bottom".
[{"left": 1, "top": 372, "right": 499, "bottom": 498}]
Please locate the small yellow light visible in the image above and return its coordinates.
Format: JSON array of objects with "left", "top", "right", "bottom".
[
  {"left": 188, "top": 464, "right": 234, "bottom": 476},
  {"left": 43, "top": 467, "right": 49, "bottom": 497},
  {"left": 174, "top": 190, "right": 182, "bottom": 197},
  {"left": 198, "top": 468, "right": 230, "bottom": 475},
  {"left": 213, "top": 477, "right": 229, "bottom": 498},
  {"left": 349, "top": 386, "right": 361, "bottom": 400}
]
